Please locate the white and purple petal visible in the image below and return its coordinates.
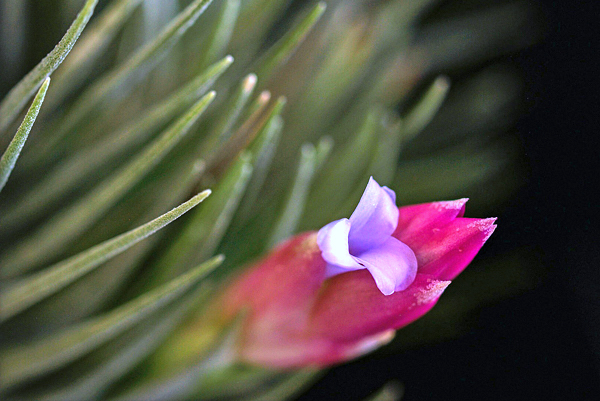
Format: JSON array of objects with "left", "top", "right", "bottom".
[
  {"left": 317, "top": 219, "right": 363, "bottom": 275},
  {"left": 347, "top": 177, "right": 399, "bottom": 255},
  {"left": 353, "top": 237, "right": 418, "bottom": 295}
]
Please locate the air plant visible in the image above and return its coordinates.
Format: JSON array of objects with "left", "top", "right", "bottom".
[{"left": 0, "top": 0, "right": 539, "bottom": 399}]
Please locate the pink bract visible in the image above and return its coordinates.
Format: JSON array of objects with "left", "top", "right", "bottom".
[{"left": 213, "top": 199, "right": 496, "bottom": 367}]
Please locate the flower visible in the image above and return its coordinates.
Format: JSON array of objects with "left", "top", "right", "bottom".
[
  {"left": 317, "top": 177, "right": 418, "bottom": 295},
  {"left": 210, "top": 181, "right": 496, "bottom": 367}
]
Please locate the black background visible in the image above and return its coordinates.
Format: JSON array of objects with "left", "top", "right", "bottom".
[{"left": 297, "top": 0, "right": 600, "bottom": 400}]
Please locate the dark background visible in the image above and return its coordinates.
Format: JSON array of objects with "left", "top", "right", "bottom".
[{"left": 298, "top": 0, "right": 600, "bottom": 400}]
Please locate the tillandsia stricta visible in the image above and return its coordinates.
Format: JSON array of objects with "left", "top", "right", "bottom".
[{"left": 0, "top": 0, "right": 537, "bottom": 400}]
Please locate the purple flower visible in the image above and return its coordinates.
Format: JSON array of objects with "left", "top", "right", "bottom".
[
  {"left": 197, "top": 179, "right": 495, "bottom": 367},
  {"left": 317, "top": 177, "right": 418, "bottom": 295}
]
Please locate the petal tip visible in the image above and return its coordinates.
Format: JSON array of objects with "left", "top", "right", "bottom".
[
  {"left": 415, "top": 279, "right": 451, "bottom": 306},
  {"left": 433, "top": 198, "right": 469, "bottom": 212},
  {"left": 468, "top": 217, "right": 497, "bottom": 242}
]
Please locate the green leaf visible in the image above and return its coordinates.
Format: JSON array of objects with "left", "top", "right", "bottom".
[
  {"left": 367, "top": 114, "right": 404, "bottom": 185},
  {"left": 235, "top": 114, "right": 283, "bottom": 224},
  {"left": 18, "top": 162, "right": 208, "bottom": 330},
  {"left": 0, "top": 0, "right": 98, "bottom": 134},
  {"left": 198, "top": 73, "right": 258, "bottom": 161},
  {"left": 199, "top": 0, "right": 240, "bottom": 70},
  {"left": 25, "top": 0, "right": 215, "bottom": 170},
  {"left": 149, "top": 154, "right": 253, "bottom": 286},
  {"left": 267, "top": 137, "right": 332, "bottom": 248},
  {"left": 303, "top": 108, "right": 381, "bottom": 228},
  {"left": 45, "top": 0, "right": 146, "bottom": 113},
  {"left": 402, "top": 76, "right": 451, "bottom": 140},
  {"left": 231, "top": 0, "right": 292, "bottom": 60},
  {"left": 1, "top": 190, "right": 211, "bottom": 322},
  {"left": 0, "top": 56, "right": 232, "bottom": 233},
  {"left": 254, "top": 2, "right": 326, "bottom": 82},
  {"left": 208, "top": 94, "right": 284, "bottom": 174},
  {"left": 339, "top": 112, "right": 404, "bottom": 213},
  {"left": 29, "top": 285, "right": 213, "bottom": 401},
  {"left": 0, "top": 78, "right": 49, "bottom": 193},
  {"left": 394, "top": 139, "right": 513, "bottom": 204},
  {"left": 0, "top": 255, "right": 224, "bottom": 392},
  {"left": 0, "top": 91, "right": 216, "bottom": 278},
  {"left": 109, "top": 311, "right": 245, "bottom": 401}
]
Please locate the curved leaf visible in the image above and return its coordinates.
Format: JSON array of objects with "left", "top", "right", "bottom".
[
  {"left": 25, "top": 0, "right": 215, "bottom": 170},
  {"left": 31, "top": 285, "right": 213, "bottom": 401},
  {"left": 1, "top": 190, "right": 211, "bottom": 322},
  {"left": 46, "top": 0, "right": 146, "bottom": 112},
  {"left": 0, "top": 255, "right": 224, "bottom": 391},
  {"left": 200, "top": 0, "right": 240, "bottom": 69},
  {"left": 0, "top": 91, "right": 216, "bottom": 278},
  {"left": 0, "top": 0, "right": 98, "bottom": 134},
  {"left": 0, "top": 78, "right": 49, "bottom": 192},
  {"left": 254, "top": 2, "right": 326, "bottom": 82},
  {"left": 402, "top": 76, "right": 450, "bottom": 139},
  {"left": 267, "top": 137, "right": 332, "bottom": 248},
  {"left": 149, "top": 154, "right": 253, "bottom": 286},
  {"left": 0, "top": 56, "right": 232, "bottom": 233}
]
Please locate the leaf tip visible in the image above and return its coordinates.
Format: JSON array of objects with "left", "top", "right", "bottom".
[
  {"left": 259, "top": 90, "right": 271, "bottom": 103},
  {"left": 199, "top": 188, "right": 212, "bottom": 198},
  {"left": 41, "top": 77, "right": 51, "bottom": 89},
  {"left": 244, "top": 73, "right": 258, "bottom": 92},
  {"left": 435, "top": 75, "right": 451, "bottom": 91},
  {"left": 276, "top": 95, "right": 287, "bottom": 107}
]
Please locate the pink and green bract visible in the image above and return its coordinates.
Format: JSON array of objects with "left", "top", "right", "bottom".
[{"left": 212, "top": 179, "right": 497, "bottom": 367}]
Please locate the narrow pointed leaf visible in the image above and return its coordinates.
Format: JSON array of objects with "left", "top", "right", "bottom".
[
  {"left": 0, "top": 255, "right": 224, "bottom": 391},
  {"left": 268, "top": 138, "right": 331, "bottom": 248},
  {"left": 340, "top": 110, "right": 403, "bottom": 215},
  {"left": 402, "top": 76, "right": 450, "bottom": 139},
  {"left": 303, "top": 108, "right": 380, "bottom": 227},
  {"left": 150, "top": 155, "right": 253, "bottom": 285},
  {"left": 15, "top": 163, "right": 209, "bottom": 329},
  {"left": 194, "top": 367, "right": 278, "bottom": 400},
  {"left": 232, "top": 0, "right": 291, "bottom": 58},
  {"left": 0, "top": 78, "right": 49, "bottom": 192},
  {"left": 0, "top": 92, "right": 216, "bottom": 278},
  {"left": 235, "top": 114, "right": 283, "bottom": 223},
  {"left": 111, "top": 311, "right": 247, "bottom": 401},
  {"left": 27, "top": 0, "right": 215, "bottom": 168},
  {"left": 254, "top": 2, "right": 326, "bottom": 82},
  {"left": 210, "top": 95, "right": 286, "bottom": 173},
  {"left": 46, "top": 0, "right": 146, "bottom": 112},
  {"left": 1, "top": 57, "right": 232, "bottom": 233},
  {"left": 367, "top": 114, "right": 404, "bottom": 185},
  {"left": 0, "top": 0, "right": 98, "bottom": 134},
  {"left": 1, "top": 190, "right": 211, "bottom": 322},
  {"left": 200, "top": 0, "right": 240, "bottom": 69},
  {"left": 198, "top": 73, "right": 257, "bottom": 160},
  {"left": 33, "top": 285, "right": 213, "bottom": 401}
]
